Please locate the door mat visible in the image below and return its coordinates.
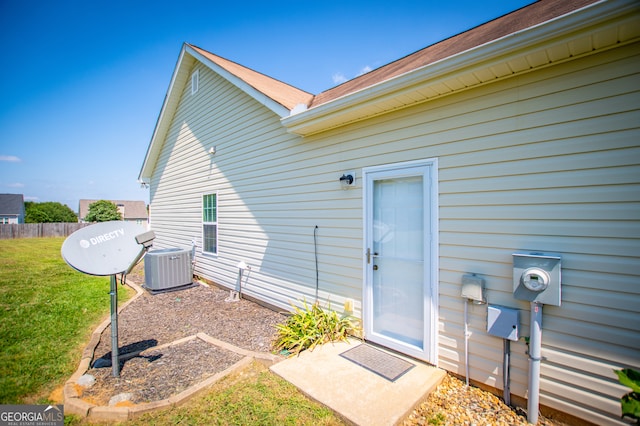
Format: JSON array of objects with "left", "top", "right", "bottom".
[{"left": 340, "top": 344, "right": 415, "bottom": 382}]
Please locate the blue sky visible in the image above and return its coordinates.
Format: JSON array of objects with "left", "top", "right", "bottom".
[{"left": 0, "top": 0, "right": 535, "bottom": 212}]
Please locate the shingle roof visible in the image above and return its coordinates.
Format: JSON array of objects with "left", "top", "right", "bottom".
[
  {"left": 310, "top": 0, "right": 600, "bottom": 108},
  {"left": 0, "top": 194, "right": 24, "bottom": 215},
  {"left": 188, "top": 44, "right": 314, "bottom": 110},
  {"left": 184, "top": 0, "right": 599, "bottom": 112}
]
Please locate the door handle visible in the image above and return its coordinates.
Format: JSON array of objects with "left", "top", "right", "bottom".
[
  {"left": 366, "top": 248, "right": 380, "bottom": 264},
  {"left": 373, "top": 265, "right": 378, "bottom": 270}
]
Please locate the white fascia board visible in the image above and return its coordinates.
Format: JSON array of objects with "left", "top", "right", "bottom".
[
  {"left": 185, "top": 45, "right": 291, "bottom": 118},
  {"left": 282, "top": 0, "right": 635, "bottom": 136},
  {"left": 139, "top": 45, "right": 192, "bottom": 182}
]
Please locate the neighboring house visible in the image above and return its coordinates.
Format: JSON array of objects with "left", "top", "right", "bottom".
[
  {"left": 0, "top": 194, "right": 25, "bottom": 224},
  {"left": 78, "top": 199, "right": 148, "bottom": 226},
  {"left": 139, "top": 0, "right": 639, "bottom": 424}
]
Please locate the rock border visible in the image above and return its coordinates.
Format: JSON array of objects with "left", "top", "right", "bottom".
[{"left": 63, "top": 280, "right": 282, "bottom": 422}]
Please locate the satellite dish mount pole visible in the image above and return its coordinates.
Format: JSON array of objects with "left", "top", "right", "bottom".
[
  {"left": 60, "top": 222, "right": 156, "bottom": 380},
  {"left": 110, "top": 274, "right": 120, "bottom": 377}
]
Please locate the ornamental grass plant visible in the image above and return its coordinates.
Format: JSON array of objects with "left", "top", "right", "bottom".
[{"left": 273, "top": 299, "right": 360, "bottom": 356}]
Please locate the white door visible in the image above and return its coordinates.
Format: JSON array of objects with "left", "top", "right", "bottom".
[{"left": 363, "top": 159, "right": 437, "bottom": 363}]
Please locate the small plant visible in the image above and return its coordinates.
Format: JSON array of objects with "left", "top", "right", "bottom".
[
  {"left": 614, "top": 368, "right": 640, "bottom": 424},
  {"left": 428, "top": 412, "right": 446, "bottom": 425},
  {"left": 274, "top": 300, "right": 359, "bottom": 355}
]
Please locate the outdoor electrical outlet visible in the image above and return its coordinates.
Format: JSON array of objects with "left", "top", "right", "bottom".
[{"left": 344, "top": 299, "right": 354, "bottom": 312}]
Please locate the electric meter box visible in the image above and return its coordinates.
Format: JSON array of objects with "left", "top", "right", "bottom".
[
  {"left": 513, "top": 251, "right": 561, "bottom": 306},
  {"left": 487, "top": 304, "right": 519, "bottom": 341}
]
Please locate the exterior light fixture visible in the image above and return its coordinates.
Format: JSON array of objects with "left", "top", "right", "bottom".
[{"left": 339, "top": 173, "right": 355, "bottom": 189}]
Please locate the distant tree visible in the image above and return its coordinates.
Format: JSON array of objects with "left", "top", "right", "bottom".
[
  {"left": 84, "top": 200, "right": 122, "bottom": 222},
  {"left": 24, "top": 201, "right": 78, "bottom": 223}
]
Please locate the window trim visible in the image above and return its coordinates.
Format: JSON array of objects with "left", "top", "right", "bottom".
[
  {"left": 202, "top": 192, "right": 218, "bottom": 255},
  {"left": 191, "top": 69, "right": 199, "bottom": 95}
]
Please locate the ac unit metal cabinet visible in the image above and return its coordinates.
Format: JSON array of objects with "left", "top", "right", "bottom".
[{"left": 144, "top": 248, "right": 192, "bottom": 291}]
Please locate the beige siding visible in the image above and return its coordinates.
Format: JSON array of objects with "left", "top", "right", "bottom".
[
  {"left": 360, "top": 44, "right": 640, "bottom": 424},
  {"left": 301, "top": 41, "right": 637, "bottom": 424},
  {"left": 149, "top": 40, "right": 639, "bottom": 425},
  {"left": 149, "top": 61, "right": 364, "bottom": 313}
]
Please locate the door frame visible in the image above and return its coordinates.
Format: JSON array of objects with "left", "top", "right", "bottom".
[{"left": 362, "top": 158, "right": 439, "bottom": 364}]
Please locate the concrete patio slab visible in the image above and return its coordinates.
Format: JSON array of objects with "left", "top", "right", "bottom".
[{"left": 270, "top": 339, "right": 446, "bottom": 426}]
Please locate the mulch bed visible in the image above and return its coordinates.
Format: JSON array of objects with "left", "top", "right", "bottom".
[{"left": 81, "top": 276, "right": 285, "bottom": 405}]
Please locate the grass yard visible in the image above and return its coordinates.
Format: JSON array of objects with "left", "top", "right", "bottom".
[
  {"left": 65, "top": 361, "right": 344, "bottom": 426},
  {"left": 0, "top": 237, "right": 132, "bottom": 404},
  {"left": 1, "top": 238, "right": 347, "bottom": 425}
]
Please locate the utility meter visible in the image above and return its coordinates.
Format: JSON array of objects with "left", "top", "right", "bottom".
[
  {"left": 513, "top": 252, "right": 561, "bottom": 306},
  {"left": 521, "top": 268, "right": 550, "bottom": 292}
]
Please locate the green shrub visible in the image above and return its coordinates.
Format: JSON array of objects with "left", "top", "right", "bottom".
[
  {"left": 615, "top": 368, "right": 640, "bottom": 424},
  {"left": 274, "top": 300, "right": 359, "bottom": 355}
]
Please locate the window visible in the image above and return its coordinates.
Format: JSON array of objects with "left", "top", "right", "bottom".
[
  {"left": 202, "top": 193, "right": 217, "bottom": 254},
  {"left": 191, "top": 69, "right": 199, "bottom": 94}
]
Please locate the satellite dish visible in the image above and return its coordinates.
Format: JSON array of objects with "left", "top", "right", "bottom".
[{"left": 61, "top": 221, "right": 147, "bottom": 276}]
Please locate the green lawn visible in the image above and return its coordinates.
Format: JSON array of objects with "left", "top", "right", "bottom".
[
  {"left": 0, "top": 237, "right": 346, "bottom": 425},
  {"left": 0, "top": 237, "right": 130, "bottom": 403},
  {"left": 119, "top": 361, "right": 343, "bottom": 426}
]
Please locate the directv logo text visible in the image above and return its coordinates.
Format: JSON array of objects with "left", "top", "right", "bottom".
[{"left": 79, "top": 228, "right": 125, "bottom": 248}]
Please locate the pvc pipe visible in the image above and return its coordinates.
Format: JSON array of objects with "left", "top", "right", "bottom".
[
  {"left": 528, "top": 302, "right": 543, "bottom": 424},
  {"left": 464, "top": 300, "right": 470, "bottom": 386},
  {"left": 110, "top": 274, "right": 120, "bottom": 377}
]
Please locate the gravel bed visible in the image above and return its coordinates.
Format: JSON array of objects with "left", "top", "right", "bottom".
[
  {"left": 83, "top": 337, "right": 244, "bottom": 404},
  {"left": 82, "top": 275, "right": 284, "bottom": 405},
  {"left": 404, "top": 374, "right": 563, "bottom": 426},
  {"left": 93, "top": 283, "right": 283, "bottom": 358}
]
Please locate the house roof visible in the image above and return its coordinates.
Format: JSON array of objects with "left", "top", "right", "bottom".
[
  {"left": 140, "top": 0, "right": 638, "bottom": 179},
  {"left": 283, "top": 0, "right": 637, "bottom": 135},
  {"left": 309, "top": 0, "right": 600, "bottom": 109},
  {"left": 188, "top": 45, "right": 313, "bottom": 111},
  {"left": 79, "top": 199, "right": 148, "bottom": 220},
  {"left": 0, "top": 194, "right": 24, "bottom": 216}
]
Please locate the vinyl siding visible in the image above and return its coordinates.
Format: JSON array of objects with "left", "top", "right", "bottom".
[
  {"left": 148, "top": 39, "right": 640, "bottom": 425},
  {"left": 302, "top": 41, "right": 637, "bottom": 424},
  {"left": 149, "top": 61, "right": 364, "bottom": 312},
  {"left": 336, "top": 44, "right": 640, "bottom": 424}
]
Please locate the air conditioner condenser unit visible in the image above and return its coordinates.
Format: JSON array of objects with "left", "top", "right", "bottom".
[{"left": 144, "top": 247, "right": 193, "bottom": 293}]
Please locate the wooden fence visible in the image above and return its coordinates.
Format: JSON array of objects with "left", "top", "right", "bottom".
[{"left": 0, "top": 223, "right": 91, "bottom": 239}]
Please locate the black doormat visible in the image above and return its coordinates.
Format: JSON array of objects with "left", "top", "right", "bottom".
[{"left": 340, "top": 344, "right": 415, "bottom": 382}]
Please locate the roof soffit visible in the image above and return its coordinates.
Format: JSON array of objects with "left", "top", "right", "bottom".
[{"left": 282, "top": 0, "right": 640, "bottom": 136}]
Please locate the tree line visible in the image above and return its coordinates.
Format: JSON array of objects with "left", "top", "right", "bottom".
[{"left": 25, "top": 200, "right": 123, "bottom": 223}]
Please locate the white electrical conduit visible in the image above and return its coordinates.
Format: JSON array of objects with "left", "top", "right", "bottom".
[
  {"left": 464, "top": 299, "right": 470, "bottom": 386},
  {"left": 528, "top": 301, "right": 543, "bottom": 424}
]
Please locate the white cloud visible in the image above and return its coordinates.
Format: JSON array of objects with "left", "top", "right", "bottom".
[
  {"left": 332, "top": 65, "right": 373, "bottom": 86},
  {"left": 7, "top": 182, "right": 25, "bottom": 188},
  {"left": 332, "top": 72, "right": 347, "bottom": 85},
  {"left": 0, "top": 155, "right": 21, "bottom": 162},
  {"left": 358, "top": 65, "right": 373, "bottom": 76}
]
